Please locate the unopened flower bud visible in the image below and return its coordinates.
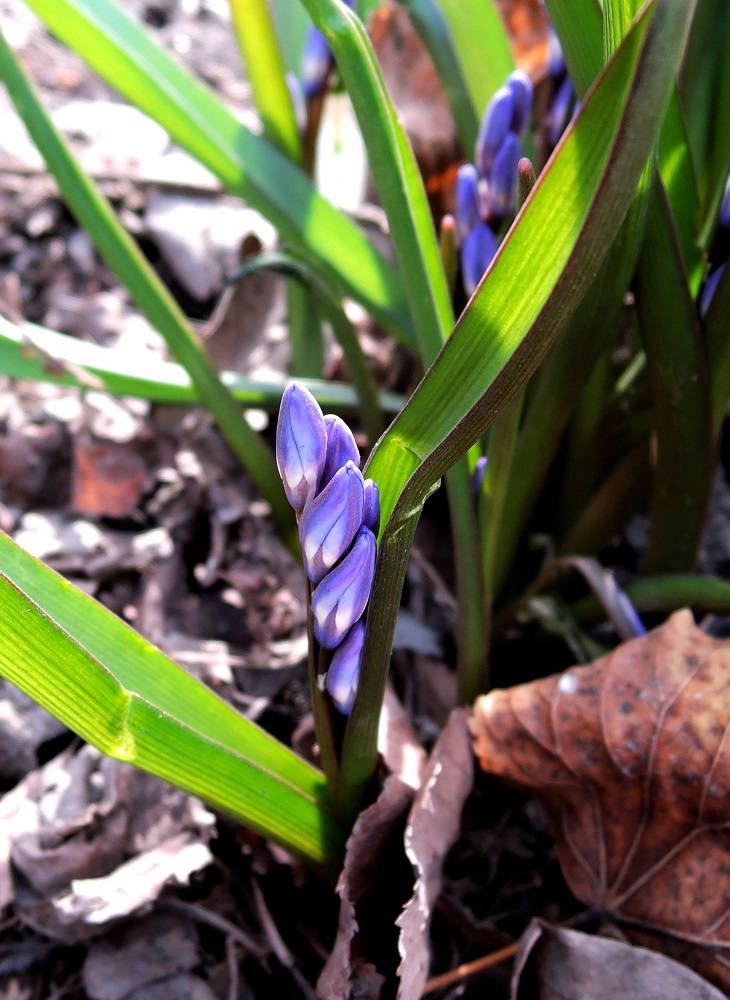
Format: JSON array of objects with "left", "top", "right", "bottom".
[
  {"left": 301, "top": 25, "right": 332, "bottom": 100},
  {"left": 455, "top": 164, "right": 482, "bottom": 241},
  {"left": 476, "top": 86, "right": 514, "bottom": 176},
  {"left": 473, "top": 456, "right": 488, "bottom": 498},
  {"left": 321, "top": 414, "right": 360, "bottom": 489},
  {"left": 701, "top": 264, "right": 725, "bottom": 318},
  {"left": 276, "top": 383, "right": 327, "bottom": 512},
  {"left": 326, "top": 620, "right": 365, "bottom": 714},
  {"left": 505, "top": 71, "right": 533, "bottom": 135},
  {"left": 487, "top": 132, "right": 521, "bottom": 219},
  {"left": 461, "top": 222, "right": 498, "bottom": 296},
  {"left": 312, "top": 525, "right": 376, "bottom": 648},
  {"left": 363, "top": 478, "right": 380, "bottom": 534},
  {"left": 298, "top": 461, "right": 365, "bottom": 584}
]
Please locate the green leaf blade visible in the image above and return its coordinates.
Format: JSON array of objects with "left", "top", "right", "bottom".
[{"left": 0, "top": 532, "right": 344, "bottom": 868}]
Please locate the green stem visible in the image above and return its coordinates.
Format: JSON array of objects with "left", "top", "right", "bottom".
[{"left": 448, "top": 461, "right": 486, "bottom": 705}]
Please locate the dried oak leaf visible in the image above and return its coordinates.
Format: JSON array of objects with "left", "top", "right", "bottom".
[{"left": 471, "top": 610, "right": 730, "bottom": 991}]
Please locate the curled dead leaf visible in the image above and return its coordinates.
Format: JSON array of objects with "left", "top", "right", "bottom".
[
  {"left": 511, "top": 920, "right": 725, "bottom": 1000},
  {"left": 471, "top": 611, "right": 730, "bottom": 991}
]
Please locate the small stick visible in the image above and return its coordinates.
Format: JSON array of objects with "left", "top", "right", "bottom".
[{"left": 421, "top": 941, "right": 519, "bottom": 995}]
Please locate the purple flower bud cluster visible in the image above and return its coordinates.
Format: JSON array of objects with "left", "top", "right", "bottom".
[
  {"left": 276, "top": 384, "right": 379, "bottom": 715},
  {"left": 454, "top": 71, "right": 533, "bottom": 297},
  {"left": 700, "top": 173, "right": 730, "bottom": 318}
]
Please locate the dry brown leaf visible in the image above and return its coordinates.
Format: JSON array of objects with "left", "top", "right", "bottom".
[
  {"left": 317, "top": 774, "right": 413, "bottom": 999},
  {"left": 471, "top": 611, "right": 730, "bottom": 991},
  {"left": 0, "top": 745, "right": 214, "bottom": 942},
  {"left": 396, "top": 707, "right": 473, "bottom": 1000},
  {"left": 511, "top": 920, "right": 725, "bottom": 1000}
]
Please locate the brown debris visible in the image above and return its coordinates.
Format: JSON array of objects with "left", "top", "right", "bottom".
[
  {"left": 511, "top": 920, "right": 725, "bottom": 1000},
  {"left": 472, "top": 611, "right": 730, "bottom": 991},
  {"left": 0, "top": 744, "right": 214, "bottom": 942},
  {"left": 317, "top": 775, "right": 413, "bottom": 999},
  {"left": 397, "top": 708, "right": 473, "bottom": 1000}
]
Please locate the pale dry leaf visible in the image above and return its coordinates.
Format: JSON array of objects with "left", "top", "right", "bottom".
[
  {"left": 471, "top": 611, "right": 730, "bottom": 990},
  {"left": 54, "top": 833, "right": 213, "bottom": 926},
  {"left": 378, "top": 683, "right": 427, "bottom": 791},
  {"left": 511, "top": 920, "right": 725, "bottom": 1000},
  {"left": 397, "top": 707, "right": 473, "bottom": 1000}
]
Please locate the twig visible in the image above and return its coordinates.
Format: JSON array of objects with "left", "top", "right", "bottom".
[
  {"left": 421, "top": 941, "right": 519, "bottom": 995},
  {"left": 252, "top": 878, "right": 318, "bottom": 1000},
  {"left": 160, "top": 896, "right": 268, "bottom": 960}
]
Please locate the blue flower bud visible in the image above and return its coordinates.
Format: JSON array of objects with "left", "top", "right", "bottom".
[
  {"left": 720, "top": 174, "right": 730, "bottom": 229},
  {"left": 363, "top": 478, "right": 380, "bottom": 534},
  {"left": 326, "top": 620, "right": 365, "bottom": 715},
  {"left": 312, "top": 525, "right": 376, "bottom": 648},
  {"left": 549, "top": 75, "right": 575, "bottom": 148},
  {"left": 321, "top": 414, "right": 360, "bottom": 489},
  {"left": 301, "top": 25, "right": 332, "bottom": 100},
  {"left": 461, "top": 222, "right": 498, "bottom": 296},
  {"left": 476, "top": 86, "right": 514, "bottom": 176},
  {"left": 298, "top": 460, "right": 365, "bottom": 584},
  {"left": 454, "top": 164, "right": 482, "bottom": 242},
  {"left": 505, "top": 71, "right": 533, "bottom": 135},
  {"left": 700, "top": 264, "right": 724, "bottom": 318},
  {"left": 276, "top": 383, "right": 327, "bottom": 512},
  {"left": 473, "top": 456, "right": 488, "bottom": 499},
  {"left": 487, "top": 132, "right": 521, "bottom": 219}
]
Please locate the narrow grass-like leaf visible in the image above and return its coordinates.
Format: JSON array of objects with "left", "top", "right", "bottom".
[
  {"left": 0, "top": 29, "right": 296, "bottom": 546},
  {"left": 634, "top": 178, "right": 713, "bottom": 573},
  {"left": 0, "top": 532, "right": 345, "bottom": 870},
  {"left": 21, "top": 0, "right": 415, "bottom": 348},
  {"left": 544, "top": 0, "right": 604, "bottom": 96},
  {"left": 338, "top": 0, "right": 696, "bottom": 817},
  {"left": 681, "top": 0, "right": 730, "bottom": 244},
  {"left": 228, "top": 0, "right": 302, "bottom": 164},
  {"left": 399, "top": 0, "right": 480, "bottom": 154},
  {"left": 494, "top": 206, "right": 646, "bottom": 593},
  {"left": 300, "top": 0, "right": 452, "bottom": 362},
  {"left": 437, "top": 0, "right": 513, "bottom": 128},
  {"left": 550, "top": 0, "right": 700, "bottom": 283},
  {"left": 0, "top": 315, "right": 403, "bottom": 415}
]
